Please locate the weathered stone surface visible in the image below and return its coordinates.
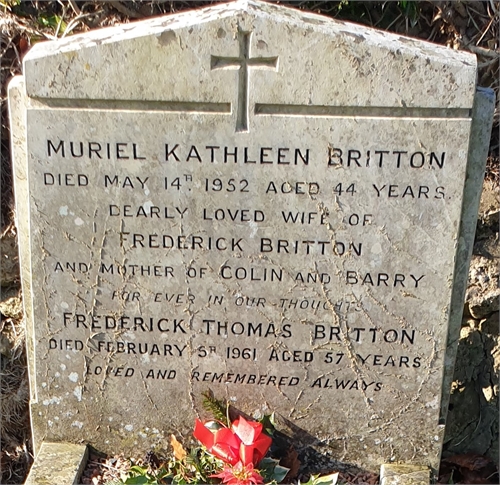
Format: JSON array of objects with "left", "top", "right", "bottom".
[
  {"left": 24, "top": 2, "right": 476, "bottom": 108},
  {"left": 8, "top": 0, "right": 494, "bottom": 472},
  {"left": 380, "top": 464, "right": 430, "bottom": 485},
  {"left": 24, "top": 442, "right": 87, "bottom": 485}
]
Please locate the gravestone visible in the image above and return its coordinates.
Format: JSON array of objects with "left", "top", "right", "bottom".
[{"left": 8, "top": 0, "right": 494, "bottom": 473}]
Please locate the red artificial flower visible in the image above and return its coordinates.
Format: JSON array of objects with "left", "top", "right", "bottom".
[
  {"left": 194, "top": 419, "right": 241, "bottom": 465},
  {"left": 231, "top": 416, "right": 272, "bottom": 466},
  {"left": 194, "top": 416, "right": 272, "bottom": 467},
  {"left": 212, "top": 461, "right": 264, "bottom": 485}
]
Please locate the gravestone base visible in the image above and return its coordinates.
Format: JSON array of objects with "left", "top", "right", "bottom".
[
  {"left": 380, "top": 464, "right": 430, "bottom": 485},
  {"left": 24, "top": 442, "right": 88, "bottom": 485},
  {"left": 23, "top": 441, "right": 432, "bottom": 485}
]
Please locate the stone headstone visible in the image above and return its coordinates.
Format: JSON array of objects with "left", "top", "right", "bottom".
[{"left": 8, "top": 0, "right": 494, "bottom": 472}]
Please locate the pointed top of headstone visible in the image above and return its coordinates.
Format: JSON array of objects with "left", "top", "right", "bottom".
[{"left": 24, "top": 0, "right": 476, "bottom": 110}]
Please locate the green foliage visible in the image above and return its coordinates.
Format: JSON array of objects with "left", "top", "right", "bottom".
[
  {"left": 292, "top": 1, "right": 423, "bottom": 34},
  {"left": 0, "top": 0, "right": 20, "bottom": 10},
  {"left": 201, "top": 389, "right": 229, "bottom": 426},
  {"left": 168, "top": 445, "right": 225, "bottom": 484},
  {"left": 259, "top": 457, "right": 290, "bottom": 484},
  {"left": 108, "top": 446, "right": 225, "bottom": 485},
  {"left": 37, "top": 13, "right": 67, "bottom": 35},
  {"left": 258, "top": 412, "right": 276, "bottom": 437},
  {"left": 397, "top": 1, "right": 420, "bottom": 28},
  {"left": 117, "top": 463, "right": 169, "bottom": 484},
  {"left": 299, "top": 472, "right": 339, "bottom": 485}
]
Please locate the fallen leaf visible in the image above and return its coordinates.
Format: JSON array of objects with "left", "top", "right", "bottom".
[
  {"left": 19, "top": 37, "right": 29, "bottom": 55},
  {"left": 281, "top": 447, "right": 301, "bottom": 481},
  {"left": 170, "top": 434, "right": 187, "bottom": 460},
  {"left": 443, "top": 453, "right": 493, "bottom": 471},
  {"left": 436, "top": 470, "right": 453, "bottom": 484},
  {"left": 441, "top": 453, "right": 499, "bottom": 484},
  {"left": 459, "top": 467, "right": 494, "bottom": 484}
]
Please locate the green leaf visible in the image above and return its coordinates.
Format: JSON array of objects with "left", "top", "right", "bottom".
[
  {"left": 259, "top": 457, "right": 290, "bottom": 484},
  {"left": 300, "top": 475, "right": 317, "bottom": 485},
  {"left": 300, "top": 472, "right": 339, "bottom": 485},
  {"left": 314, "top": 472, "right": 339, "bottom": 485},
  {"left": 123, "top": 476, "right": 151, "bottom": 485},
  {"left": 272, "top": 464, "right": 290, "bottom": 483},
  {"left": 398, "top": 0, "right": 420, "bottom": 27},
  {"left": 129, "top": 465, "right": 149, "bottom": 475},
  {"left": 258, "top": 412, "right": 276, "bottom": 436},
  {"left": 204, "top": 420, "right": 224, "bottom": 432},
  {"left": 37, "top": 13, "right": 67, "bottom": 35},
  {"left": 0, "top": 0, "right": 21, "bottom": 10}
]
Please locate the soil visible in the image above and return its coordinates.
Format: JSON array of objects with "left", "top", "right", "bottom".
[{"left": 0, "top": 2, "right": 499, "bottom": 484}]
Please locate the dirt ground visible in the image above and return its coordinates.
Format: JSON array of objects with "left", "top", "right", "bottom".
[{"left": 0, "top": 1, "right": 499, "bottom": 484}]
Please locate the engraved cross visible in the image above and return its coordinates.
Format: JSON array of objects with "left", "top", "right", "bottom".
[{"left": 211, "top": 31, "right": 278, "bottom": 132}]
